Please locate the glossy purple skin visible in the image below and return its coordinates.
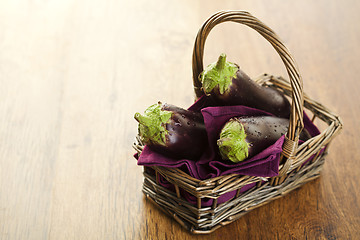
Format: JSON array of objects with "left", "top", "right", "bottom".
[
  {"left": 210, "top": 69, "right": 291, "bottom": 118},
  {"left": 148, "top": 104, "right": 207, "bottom": 160},
  {"left": 233, "top": 116, "right": 311, "bottom": 158}
]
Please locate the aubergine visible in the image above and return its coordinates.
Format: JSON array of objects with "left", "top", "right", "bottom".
[
  {"left": 134, "top": 102, "right": 207, "bottom": 160},
  {"left": 200, "top": 54, "right": 291, "bottom": 118},
  {"left": 217, "top": 116, "right": 311, "bottom": 163}
]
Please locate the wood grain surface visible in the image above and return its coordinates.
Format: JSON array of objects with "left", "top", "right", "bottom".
[{"left": 0, "top": 0, "right": 359, "bottom": 239}]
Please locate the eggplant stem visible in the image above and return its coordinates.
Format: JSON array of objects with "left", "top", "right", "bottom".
[
  {"left": 134, "top": 112, "right": 150, "bottom": 124},
  {"left": 218, "top": 119, "right": 249, "bottom": 163},
  {"left": 134, "top": 103, "right": 172, "bottom": 146},
  {"left": 215, "top": 53, "right": 226, "bottom": 71},
  {"left": 201, "top": 53, "right": 238, "bottom": 95}
]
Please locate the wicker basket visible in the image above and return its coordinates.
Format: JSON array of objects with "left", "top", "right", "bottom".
[{"left": 133, "top": 10, "right": 343, "bottom": 234}]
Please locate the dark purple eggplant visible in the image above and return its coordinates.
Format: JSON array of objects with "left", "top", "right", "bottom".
[
  {"left": 217, "top": 116, "right": 311, "bottom": 163},
  {"left": 134, "top": 102, "right": 207, "bottom": 160},
  {"left": 201, "top": 54, "right": 291, "bottom": 118}
]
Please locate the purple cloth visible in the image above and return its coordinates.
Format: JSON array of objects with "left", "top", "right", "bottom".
[
  {"left": 196, "top": 106, "right": 284, "bottom": 179},
  {"left": 136, "top": 95, "right": 321, "bottom": 206}
]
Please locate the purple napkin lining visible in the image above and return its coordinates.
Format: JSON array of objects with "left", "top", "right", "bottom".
[{"left": 136, "top": 95, "right": 322, "bottom": 206}]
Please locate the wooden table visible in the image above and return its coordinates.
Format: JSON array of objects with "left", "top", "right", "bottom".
[{"left": 1, "top": 1, "right": 359, "bottom": 239}]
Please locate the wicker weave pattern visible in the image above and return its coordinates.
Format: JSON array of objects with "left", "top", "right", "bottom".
[
  {"left": 134, "top": 11, "right": 343, "bottom": 234},
  {"left": 142, "top": 152, "right": 327, "bottom": 234}
]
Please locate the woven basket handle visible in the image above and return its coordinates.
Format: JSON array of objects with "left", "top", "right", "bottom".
[{"left": 192, "top": 11, "right": 304, "bottom": 172}]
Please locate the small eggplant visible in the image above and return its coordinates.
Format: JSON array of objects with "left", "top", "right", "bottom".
[
  {"left": 217, "top": 116, "right": 311, "bottom": 163},
  {"left": 201, "top": 54, "right": 291, "bottom": 118},
  {"left": 134, "top": 102, "right": 207, "bottom": 160}
]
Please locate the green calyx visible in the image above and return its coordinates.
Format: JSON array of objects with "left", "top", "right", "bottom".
[
  {"left": 217, "top": 118, "right": 250, "bottom": 163},
  {"left": 134, "top": 102, "right": 172, "bottom": 146},
  {"left": 200, "top": 53, "right": 238, "bottom": 95}
]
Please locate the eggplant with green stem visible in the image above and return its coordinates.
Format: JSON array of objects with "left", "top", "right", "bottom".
[
  {"left": 134, "top": 102, "right": 207, "bottom": 160},
  {"left": 201, "top": 53, "right": 291, "bottom": 118},
  {"left": 217, "top": 116, "right": 311, "bottom": 163}
]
